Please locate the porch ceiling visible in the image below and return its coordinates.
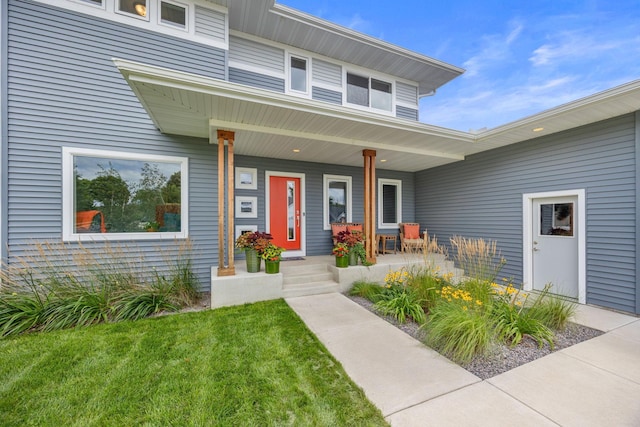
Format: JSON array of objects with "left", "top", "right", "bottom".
[{"left": 115, "top": 59, "right": 640, "bottom": 173}]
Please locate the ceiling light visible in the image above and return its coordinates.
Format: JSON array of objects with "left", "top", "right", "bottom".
[
  {"left": 134, "top": 2, "right": 147, "bottom": 16},
  {"left": 532, "top": 127, "right": 544, "bottom": 132},
  {"left": 292, "top": 149, "right": 300, "bottom": 153},
  {"left": 380, "top": 159, "right": 387, "bottom": 163}
]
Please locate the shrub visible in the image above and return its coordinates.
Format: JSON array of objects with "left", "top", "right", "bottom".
[
  {"left": 374, "top": 285, "right": 426, "bottom": 324},
  {"left": 526, "top": 284, "right": 577, "bottom": 331},
  {"left": 349, "top": 281, "right": 386, "bottom": 302},
  {"left": 406, "top": 270, "right": 451, "bottom": 312},
  {"left": 0, "top": 240, "right": 200, "bottom": 337},
  {"left": 423, "top": 300, "right": 494, "bottom": 364},
  {"left": 450, "top": 236, "right": 506, "bottom": 282}
]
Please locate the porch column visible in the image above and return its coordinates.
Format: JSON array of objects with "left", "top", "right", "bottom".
[
  {"left": 217, "top": 129, "right": 235, "bottom": 276},
  {"left": 363, "top": 149, "right": 377, "bottom": 264}
]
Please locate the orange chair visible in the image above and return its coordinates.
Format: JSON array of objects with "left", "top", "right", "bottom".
[
  {"left": 399, "top": 223, "right": 424, "bottom": 253},
  {"left": 331, "top": 223, "right": 348, "bottom": 245}
]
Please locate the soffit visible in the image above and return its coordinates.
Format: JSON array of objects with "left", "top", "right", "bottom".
[
  {"left": 115, "top": 59, "right": 640, "bottom": 173},
  {"left": 226, "top": 0, "right": 464, "bottom": 96}
]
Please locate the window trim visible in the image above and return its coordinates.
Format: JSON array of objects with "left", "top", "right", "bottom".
[
  {"left": 345, "top": 70, "right": 394, "bottom": 115},
  {"left": 286, "top": 52, "right": 310, "bottom": 97},
  {"left": 158, "top": 0, "right": 189, "bottom": 31},
  {"left": 116, "top": 0, "right": 150, "bottom": 21},
  {"left": 323, "top": 174, "right": 352, "bottom": 230},
  {"left": 62, "top": 147, "right": 189, "bottom": 242},
  {"left": 377, "top": 178, "right": 402, "bottom": 229}
]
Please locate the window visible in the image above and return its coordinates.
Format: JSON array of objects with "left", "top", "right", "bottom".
[
  {"left": 79, "top": 0, "right": 103, "bottom": 6},
  {"left": 289, "top": 55, "right": 308, "bottom": 94},
  {"left": 347, "top": 73, "right": 392, "bottom": 111},
  {"left": 160, "top": 1, "right": 187, "bottom": 29},
  {"left": 378, "top": 179, "right": 402, "bottom": 228},
  {"left": 323, "top": 175, "right": 352, "bottom": 229},
  {"left": 118, "top": 0, "right": 148, "bottom": 19},
  {"left": 63, "top": 148, "right": 188, "bottom": 241},
  {"left": 539, "top": 203, "right": 574, "bottom": 236}
]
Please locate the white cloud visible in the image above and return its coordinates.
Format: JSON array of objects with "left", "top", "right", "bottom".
[{"left": 462, "top": 19, "right": 524, "bottom": 78}]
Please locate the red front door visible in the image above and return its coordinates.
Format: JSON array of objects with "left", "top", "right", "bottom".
[{"left": 269, "top": 175, "right": 301, "bottom": 250}]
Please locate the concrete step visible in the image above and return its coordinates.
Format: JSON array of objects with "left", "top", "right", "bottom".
[
  {"left": 283, "top": 271, "right": 334, "bottom": 286},
  {"left": 282, "top": 280, "right": 339, "bottom": 298}
]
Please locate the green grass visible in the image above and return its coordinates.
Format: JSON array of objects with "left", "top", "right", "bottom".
[{"left": 0, "top": 300, "right": 387, "bottom": 426}]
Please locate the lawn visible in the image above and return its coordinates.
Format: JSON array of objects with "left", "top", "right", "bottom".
[{"left": 0, "top": 299, "right": 387, "bottom": 426}]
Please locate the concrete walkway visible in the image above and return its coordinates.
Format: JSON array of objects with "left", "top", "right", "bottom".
[{"left": 286, "top": 293, "right": 640, "bottom": 426}]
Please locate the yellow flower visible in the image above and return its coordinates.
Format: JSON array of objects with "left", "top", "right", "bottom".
[{"left": 476, "top": 300, "right": 482, "bottom": 306}]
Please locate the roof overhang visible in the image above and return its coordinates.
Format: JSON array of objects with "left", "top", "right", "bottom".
[
  {"left": 225, "top": 0, "right": 464, "bottom": 96},
  {"left": 115, "top": 59, "right": 640, "bottom": 172}
]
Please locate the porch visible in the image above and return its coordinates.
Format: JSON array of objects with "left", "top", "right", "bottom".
[{"left": 210, "top": 252, "right": 464, "bottom": 308}]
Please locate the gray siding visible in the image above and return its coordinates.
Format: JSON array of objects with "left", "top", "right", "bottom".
[
  {"left": 229, "top": 67, "right": 285, "bottom": 93},
  {"left": 194, "top": 5, "right": 226, "bottom": 42},
  {"left": 229, "top": 36, "right": 284, "bottom": 74},
  {"left": 312, "top": 87, "right": 342, "bottom": 104},
  {"left": 415, "top": 114, "right": 638, "bottom": 314},
  {"left": 312, "top": 58, "right": 342, "bottom": 87},
  {"left": 7, "top": 0, "right": 224, "bottom": 288},
  {"left": 235, "top": 156, "right": 414, "bottom": 257},
  {"left": 396, "top": 105, "right": 419, "bottom": 121},
  {"left": 396, "top": 82, "right": 418, "bottom": 106}
]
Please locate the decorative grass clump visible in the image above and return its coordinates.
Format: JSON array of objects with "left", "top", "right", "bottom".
[
  {"left": 0, "top": 240, "right": 200, "bottom": 337},
  {"left": 0, "top": 300, "right": 387, "bottom": 426}
]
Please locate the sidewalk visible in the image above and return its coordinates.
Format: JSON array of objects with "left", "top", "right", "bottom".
[{"left": 286, "top": 293, "right": 640, "bottom": 426}]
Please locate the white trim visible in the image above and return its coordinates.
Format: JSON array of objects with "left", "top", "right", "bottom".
[
  {"left": 157, "top": 0, "right": 189, "bottom": 32},
  {"left": 235, "top": 196, "right": 257, "bottom": 218},
  {"left": 115, "top": 0, "right": 150, "bottom": 22},
  {"left": 62, "top": 147, "right": 189, "bottom": 242},
  {"left": 235, "top": 167, "right": 257, "bottom": 189},
  {"left": 265, "top": 171, "right": 306, "bottom": 257},
  {"left": 227, "top": 61, "right": 285, "bottom": 80},
  {"left": 378, "top": 178, "right": 402, "bottom": 229},
  {"left": 322, "top": 174, "right": 352, "bottom": 230},
  {"left": 522, "top": 189, "right": 586, "bottom": 304},
  {"left": 286, "top": 52, "right": 311, "bottom": 98}
]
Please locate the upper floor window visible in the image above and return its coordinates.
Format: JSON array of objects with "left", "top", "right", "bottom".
[
  {"left": 63, "top": 147, "right": 189, "bottom": 241},
  {"left": 80, "top": 0, "right": 103, "bottom": 5},
  {"left": 347, "top": 72, "right": 392, "bottom": 112},
  {"left": 118, "top": 0, "right": 148, "bottom": 19},
  {"left": 289, "top": 55, "right": 309, "bottom": 94},
  {"left": 160, "top": 1, "right": 187, "bottom": 29}
]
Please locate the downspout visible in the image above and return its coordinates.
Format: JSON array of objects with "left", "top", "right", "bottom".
[{"left": 0, "top": 0, "right": 8, "bottom": 266}]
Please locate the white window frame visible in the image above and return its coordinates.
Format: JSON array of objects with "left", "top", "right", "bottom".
[
  {"left": 116, "top": 0, "right": 150, "bottom": 21},
  {"left": 158, "top": 0, "right": 189, "bottom": 31},
  {"left": 323, "top": 174, "right": 352, "bottom": 230},
  {"left": 344, "top": 70, "right": 394, "bottom": 115},
  {"left": 71, "top": 0, "right": 105, "bottom": 10},
  {"left": 62, "top": 147, "right": 189, "bottom": 242},
  {"left": 378, "top": 178, "right": 402, "bottom": 229},
  {"left": 286, "top": 52, "right": 310, "bottom": 97}
]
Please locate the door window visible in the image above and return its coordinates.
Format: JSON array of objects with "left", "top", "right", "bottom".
[{"left": 539, "top": 202, "right": 573, "bottom": 237}]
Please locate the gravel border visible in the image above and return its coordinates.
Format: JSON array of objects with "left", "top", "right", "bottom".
[{"left": 347, "top": 294, "right": 604, "bottom": 379}]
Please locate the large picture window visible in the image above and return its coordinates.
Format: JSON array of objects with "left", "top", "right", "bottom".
[
  {"left": 63, "top": 148, "right": 188, "bottom": 241},
  {"left": 323, "top": 175, "right": 352, "bottom": 230},
  {"left": 378, "top": 178, "right": 402, "bottom": 229}
]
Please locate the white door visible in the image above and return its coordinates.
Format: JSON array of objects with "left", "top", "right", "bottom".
[{"left": 532, "top": 196, "right": 579, "bottom": 298}]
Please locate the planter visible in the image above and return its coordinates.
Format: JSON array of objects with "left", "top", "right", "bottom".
[
  {"left": 245, "top": 248, "right": 261, "bottom": 273},
  {"left": 265, "top": 260, "right": 280, "bottom": 274},
  {"left": 335, "top": 255, "right": 349, "bottom": 268},
  {"left": 348, "top": 250, "right": 358, "bottom": 266}
]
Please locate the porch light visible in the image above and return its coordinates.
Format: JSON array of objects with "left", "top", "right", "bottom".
[
  {"left": 532, "top": 127, "right": 544, "bottom": 132},
  {"left": 292, "top": 149, "right": 300, "bottom": 153},
  {"left": 380, "top": 159, "right": 387, "bottom": 163}
]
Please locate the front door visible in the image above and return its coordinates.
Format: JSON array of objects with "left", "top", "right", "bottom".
[
  {"left": 532, "top": 196, "right": 579, "bottom": 298},
  {"left": 268, "top": 173, "right": 303, "bottom": 254}
]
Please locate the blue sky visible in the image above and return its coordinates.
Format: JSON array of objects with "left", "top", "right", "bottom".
[{"left": 280, "top": 0, "right": 640, "bottom": 131}]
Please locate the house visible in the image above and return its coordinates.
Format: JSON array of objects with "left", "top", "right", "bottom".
[{"left": 1, "top": 0, "right": 639, "bottom": 314}]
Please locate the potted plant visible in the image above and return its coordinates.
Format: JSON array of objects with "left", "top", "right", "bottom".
[
  {"left": 235, "top": 231, "right": 273, "bottom": 273},
  {"left": 332, "top": 242, "right": 349, "bottom": 268},
  {"left": 337, "top": 230, "right": 364, "bottom": 265},
  {"left": 145, "top": 221, "right": 160, "bottom": 232},
  {"left": 261, "top": 243, "right": 285, "bottom": 274}
]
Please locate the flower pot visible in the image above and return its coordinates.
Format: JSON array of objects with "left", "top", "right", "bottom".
[
  {"left": 245, "top": 248, "right": 261, "bottom": 273},
  {"left": 265, "top": 260, "right": 280, "bottom": 274},
  {"left": 348, "top": 250, "right": 358, "bottom": 266},
  {"left": 335, "top": 255, "right": 349, "bottom": 268}
]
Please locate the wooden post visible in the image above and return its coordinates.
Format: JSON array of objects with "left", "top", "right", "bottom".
[
  {"left": 217, "top": 129, "right": 236, "bottom": 276},
  {"left": 363, "top": 149, "right": 377, "bottom": 264}
]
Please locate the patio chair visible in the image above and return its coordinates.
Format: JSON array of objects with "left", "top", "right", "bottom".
[
  {"left": 331, "top": 222, "right": 348, "bottom": 245},
  {"left": 399, "top": 223, "right": 424, "bottom": 253}
]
